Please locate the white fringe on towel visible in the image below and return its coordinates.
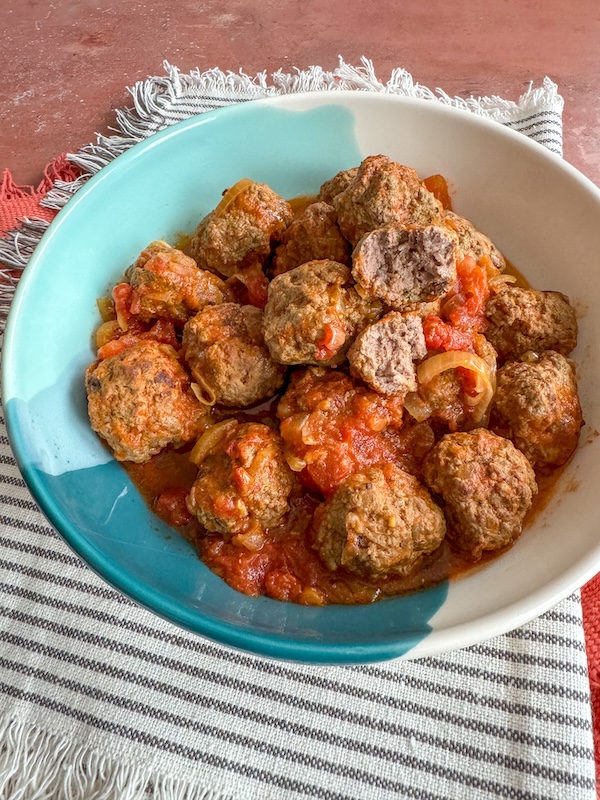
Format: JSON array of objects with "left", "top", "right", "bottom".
[
  {"left": 0, "top": 56, "right": 564, "bottom": 324},
  {"left": 0, "top": 714, "right": 230, "bottom": 800}
]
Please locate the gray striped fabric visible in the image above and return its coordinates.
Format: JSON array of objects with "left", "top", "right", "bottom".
[{"left": 0, "top": 60, "right": 595, "bottom": 800}]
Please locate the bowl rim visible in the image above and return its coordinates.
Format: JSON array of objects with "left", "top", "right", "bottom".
[{"left": 4, "top": 89, "right": 600, "bottom": 664}]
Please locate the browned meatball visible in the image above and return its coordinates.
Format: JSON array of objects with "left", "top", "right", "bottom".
[
  {"left": 312, "top": 464, "right": 446, "bottom": 577},
  {"left": 86, "top": 340, "right": 204, "bottom": 463},
  {"left": 187, "top": 421, "right": 294, "bottom": 537},
  {"left": 490, "top": 351, "right": 583, "bottom": 468},
  {"left": 422, "top": 429, "right": 537, "bottom": 560},
  {"left": 182, "top": 303, "right": 285, "bottom": 407},
  {"left": 263, "top": 260, "right": 382, "bottom": 366},
  {"left": 318, "top": 167, "right": 358, "bottom": 204},
  {"left": 332, "top": 155, "right": 442, "bottom": 246},
  {"left": 125, "top": 240, "right": 230, "bottom": 325},
  {"left": 348, "top": 312, "right": 426, "bottom": 396},
  {"left": 352, "top": 224, "right": 457, "bottom": 309},
  {"left": 190, "top": 179, "right": 293, "bottom": 277},
  {"left": 272, "top": 202, "right": 351, "bottom": 276},
  {"left": 443, "top": 211, "right": 506, "bottom": 271},
  {"left": 484, "top": 286, "right": 577, "bottom": 360}
]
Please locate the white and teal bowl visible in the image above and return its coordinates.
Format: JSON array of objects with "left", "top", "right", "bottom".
[{"left": 4, "top": 92, "right": 600, "bottom": 664}]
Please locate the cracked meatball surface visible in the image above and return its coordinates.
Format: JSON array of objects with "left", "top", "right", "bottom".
[
  {"left": 86, "top": 340, "right": 204, "bottom": 463},
  {"left": 182, "top": 303, "right": 285, "bottom": 407},
  {"left": 312, "top": 463, "right": 446, "bottom": 578},
  {"left": 422, "top": 428, "right": 537, "bottom": 560},
  {"left": 484, "top": 286, "right": 577, "bottom": 360},
  {"left": 332, "top": 155, "right": 442, "bottom": 246},
  {"left": 186, "top": 422, "right": 295, "bottom": 537},
  {"left": 491, "top": 351, "right": 583, "bottom": 468},
  {"left": 443, "top": 211, "right": 506, "bottom": 272},
  {"left": 125, "top": 240, "right": 230, "bottom": 325},
  {"left": 190, "top": 180, "right": 293, "bottom": 277},
  {"left": 348, "top": 312, "right": 426, "bottom": 396},
  {"left": 263, "top": 260, "right": 382, "bottom": 366},
  {"left": 352, "top": 224, "right": 457, "bottom": 308}
]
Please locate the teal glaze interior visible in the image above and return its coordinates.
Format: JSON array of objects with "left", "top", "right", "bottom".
[{"left": 3, "top": 101, "right": 448, "bottom": 664}]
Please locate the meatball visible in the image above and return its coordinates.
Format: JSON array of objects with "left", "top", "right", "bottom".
[
  {"left": 190, "top": 179, "right": 293, "bottom": 277},
  {"left": 272, "top": 202, "right": 351, "bottom": 276},
  {"left": 182, "top": 303, "right": 285, "bottom": 407},
  {"left": 277, "top": 367, "right": 414, "bottom": 496},
  {"left": 443, "top": 211, "right": 506, "bottom": 271},
  {"left": 187, "top": 421, "right": 294, "bottom": 537},
  {"left": 86, "top": 340, "right": 204, "bottom": 463},
  {"left": 348, "top": 312, "right": 426, "bottom": 396},
  {"left": 318, "top": 167, "right": 358, "bottom": 204},
  {"left": 484, "top": 286, "right": 578, "bottom": 360},
  {"left": 352, "top": 224, "right": 457, "bottom": 308},
  {"left": 422, "top": 429, "right": 537, "bottom": 560},
  {"left": 263, "top": 260, "right": 382, "bottom": 366},
  {"left": 125, "top": 240, "right": 230, "bottom": 325},
  {"left": 491, "top": 351, "right": 583, "bottom": 468},
  {"left": 312, "top": 464, "right": 446, "bottom": 578},
  {"left": 332, "top": 155, "right": 442, "bottom": 246}
]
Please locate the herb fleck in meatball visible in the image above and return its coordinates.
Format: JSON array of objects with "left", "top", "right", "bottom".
[
  {"left": 348, "top": 312, "right": 426, "bottom": 396},
  {"left": 263, "top": 260, "right": 382, "bottom": 366},
  {"left": 332, "top": 155, "right": 442, "bottom": 246},
  {"left": 125, "top": 240, "right": 230, "bottom": 325},
  {"left": 318, "top": 167, "right": 358, "bottom": 204},
  {"left": 86, "top": 340, "right": 204, "bottom": 463},
  {"left": 312, "top": 464, "right": 446, "bottom": 577},
  {"left": 272, "top": 202, "right": 351, "bottom": 276},
  {"left": 484, "top": 286, "right": 577, "bottom": 360},
  {"left": 182, "top": 303, "right": 285, "bottom": 407},
  {"left": 444, "top": 211, "right": 506, "bottom": 271},
  {"left": 491, "top": 351, "right": 583, "bottom": 468},
  {"left": 190, "top": 179, "right": 293, "bottom": 277},
  {"left": 352, "top": 224, "right": 457, "bottom": 309},
  {"left": 187, "top": 422, "right": 294, "bottom": 537},
  {"left": 422, "top": 428, "right": 537, "bottom": 560}
]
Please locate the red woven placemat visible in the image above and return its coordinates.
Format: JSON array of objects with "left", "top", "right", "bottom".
[{"left": 1, "top": 161, "right": 599, "bottom": 786}]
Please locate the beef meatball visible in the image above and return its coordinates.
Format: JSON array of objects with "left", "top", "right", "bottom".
[
  {"left": 422, "top": 428, "right": 537, "bottom": 560},
  {"left": 190, "top": 179, "right": 293, "bottom": 277},
  {"left": 86, "top": 340, "right": 204, "bottom": 463},
  {"left": 263, "top": 260, "right": 382, "bottom": 366},
  {"left": 182, "top": 303, "right": 285, "bottom": 407},
  {"left": 443, "top": 211, "right": 506, "bottom": 271},
  {"left": 352, "top": 224, "right": 457, "bottom": 308},
  {"left": 272, "top": 202, "right": 351, "bottom": 276},
  {"left": 312, "top": 464, "right": 446, "bottom": 577},
  {"left": 187, "top": 421, "right": 294, "bottom": 537},
  {"left": 332, "top": 155, "right": 442, "bottom": 246},
  {"left": 318, "top": 167, "right": 358, "bottom": 204},
  {"left": 491, "top": 351, "right": 583, "bottom": 468},
  {"left": 125, "top": 240, "right": 230, "bottom": 325},
  {"left": 484, "top": 286, "right": 578, "bottom": 360},
  {"left": 348, "top": 312, "right": 426, "bottom": 396}
]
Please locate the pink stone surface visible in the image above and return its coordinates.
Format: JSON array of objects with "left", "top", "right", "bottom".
[{"left": 1, "top": 0, "right": 600, "bottom": 186}]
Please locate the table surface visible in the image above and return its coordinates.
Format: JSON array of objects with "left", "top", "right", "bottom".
[{"left": 2, "top": 0, "right": 600, "bottom": 189}]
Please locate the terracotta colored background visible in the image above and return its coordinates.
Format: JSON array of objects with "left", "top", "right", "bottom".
[{"left": 2, "top": 0, "right": 600, "bottom": 187}]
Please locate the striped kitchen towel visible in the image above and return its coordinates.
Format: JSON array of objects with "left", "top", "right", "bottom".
[{"left": 0, "top": 59, "right": 595, "bottom": 800}]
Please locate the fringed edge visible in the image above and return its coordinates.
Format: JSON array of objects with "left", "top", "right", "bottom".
[
  {"left": 0, "top": 56, "right": 564, "bottom": 331},
  {"left": 0, "top": 713, "right": 231, "bottom": 800}
]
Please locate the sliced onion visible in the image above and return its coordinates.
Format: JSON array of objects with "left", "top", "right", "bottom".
[
  {"left": 190, "top": 375, "right": 217, "bottom": 406},
  {"left": 96, "top": 296, "right": 116, "bottom": 323},
  {"left": 488, "top": 273, "right": 517, "bottom": 293},
  {"left": 189, "top": 419, "right": 237, "bottom": 466},
  {"left": 417, "top": 350, "right": 495, "bottom": 422},
  {"left": 213, "top": 178, "right": 253, "bottom": 218},
  {"left": 95, "top": 320, "right": 121, "bottom": 349},
  {"left": 404, "top": 392, "right": 433, "bottom": 422},
  {"left": 285, "top": 452, "right": 307, "bottom": 473}
]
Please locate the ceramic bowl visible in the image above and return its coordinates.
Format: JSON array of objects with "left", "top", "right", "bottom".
[{"left": 4, "top": 92, "right": 600, "bottom": 664}]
